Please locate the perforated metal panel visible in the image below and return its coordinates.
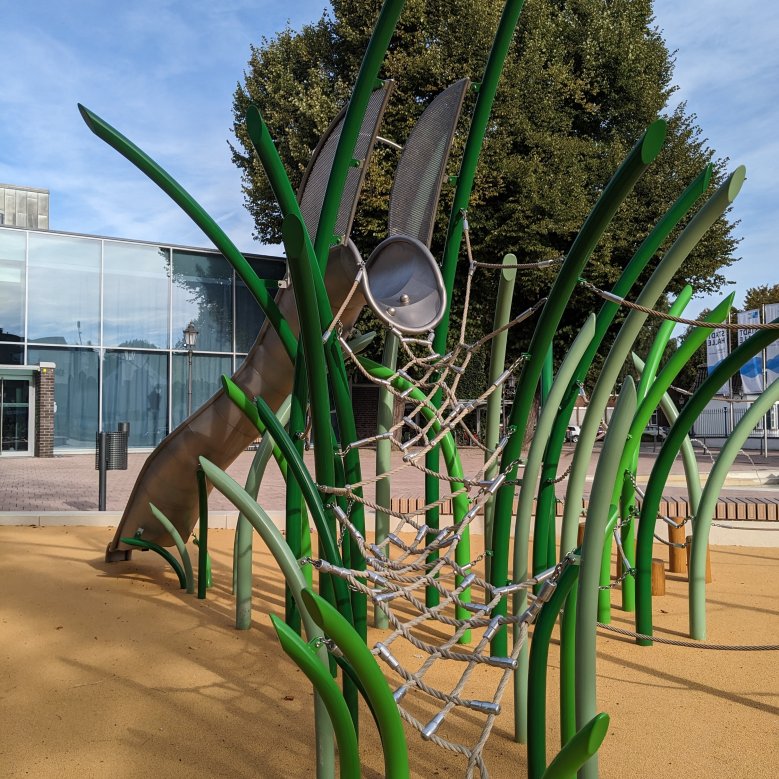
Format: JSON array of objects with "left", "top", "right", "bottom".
[
  {"left": 298, "top": 84, "right": 393, "bottom": 245},
  {"left": 388, "top": 79, "right": 469, "bottom": 247}
]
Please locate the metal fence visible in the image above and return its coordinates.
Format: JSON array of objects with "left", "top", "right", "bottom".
[{"left": 691, "top": 405, "right": 779, "bottom": 439}]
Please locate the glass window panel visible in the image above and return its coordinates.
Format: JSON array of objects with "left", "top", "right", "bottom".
[
  {"left": 28, "top": 346, "right": 98, "bottom": 449},
  {"left": 0, "top": 344, "right": 23, "bottom": 365},
  {"left": 171, "top": 353, "right": 231, "bottom": 428},
  {"left": 0, "top": 229, "right": 26, "bottom": 342},
  {"left": 28, "top": 233, "right": 100, "bottom": 345},
  {"left": 172, "top": 250, "right": 232, "bottom": 352},
  {"left": 103, "top": 242, "right": 170, "bottom": 349},
  {"left": 234, "top": 257, "right": 285, "bottom": 353},
  {"left": 103, "top": 350, "right": 168, "bottom": 447}
]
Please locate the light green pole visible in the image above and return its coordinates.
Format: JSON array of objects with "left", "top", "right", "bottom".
[
  {"left": 512, "top": 316, "right": 596, "bottom": 743},
  {"left": 575, "top": 378, "right": 636, "bottom": 779},
  {"left": 199, "top": 457, "right": 336, "bottom": 779},
  {"left": 374, "top": 332, "right": 399, "bottom": 629},
  {"left": 302, "top": 589, "right": 410, "bottom": 779},
  {"left": 613, "top": 286, "right": 692, "bottom": 616},
  {"left": 559, "top": 167, "right": 745, "bottom": 570},
  {"left": 484, "top": 254, "right": 518, "bottom": 585},
  {"left": 689, "top": 380, "right": 779, "bottom": 638}
]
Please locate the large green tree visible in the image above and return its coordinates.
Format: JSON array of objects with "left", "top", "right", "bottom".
[{"left": 230, "top": 0, "right": 739, "bottom": 388}]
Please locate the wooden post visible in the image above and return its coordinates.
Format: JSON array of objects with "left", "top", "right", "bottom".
[
  {"left": 651, "top": 558, "right": 666, "bottom": 596},
  {"left": 686, "top": 535, "right": 712, "bottom": 583},
  {"left": 577, "top": 522, "right": 586, "bottom": 547},
  {"left": 668, "top": 518, "right": 687, "bottom": 574}
]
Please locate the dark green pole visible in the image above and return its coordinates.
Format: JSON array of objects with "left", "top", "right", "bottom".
[
  {"left": 424, "top": 0, "right": 528, "bottom": 607},
  {"left": 635, "top": 314, "right": 779, "bottom": 643},
  {"left": 490, "top": 122, "right": 667, "bottom": 655},
  {"left": 197, "top": 466, "right": 209, "bottom": 600},
  {"left": 531, "top": 166, "right": 711, "bottom": 573}
]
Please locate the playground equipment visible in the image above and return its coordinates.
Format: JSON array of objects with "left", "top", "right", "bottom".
[{"left": 82, "top": 1, "right": 779, "bottom": 777}]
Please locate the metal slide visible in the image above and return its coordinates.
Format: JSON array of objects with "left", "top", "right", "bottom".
[{"left": 106, "top": 86, "right": 393, "bottom": 559}]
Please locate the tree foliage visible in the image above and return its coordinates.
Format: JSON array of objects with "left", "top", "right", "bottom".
[
  {"left": 230, "top": 0, "right": 740, "bottom": 385},
  {"left": 743, "top": 284, "right": 779, "bottom": 311}
]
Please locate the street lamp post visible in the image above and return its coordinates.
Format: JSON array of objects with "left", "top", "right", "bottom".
[{"left": 183, "top": 321, "right": 198, "bottom": 417}]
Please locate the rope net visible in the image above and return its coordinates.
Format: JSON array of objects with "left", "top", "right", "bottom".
[{"left": 305, "top": 234, "right": 566, "bottom": 777}]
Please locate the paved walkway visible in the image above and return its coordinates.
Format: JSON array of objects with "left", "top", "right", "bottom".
[{"left": 1, "top": 443, "right": 778, "bottom": 514}]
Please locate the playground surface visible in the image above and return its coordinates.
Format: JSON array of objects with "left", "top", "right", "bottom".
[{"left": 1, "top": 523, "right": 777, "bottom": 778}]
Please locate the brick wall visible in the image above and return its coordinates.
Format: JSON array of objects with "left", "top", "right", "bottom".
[
  {"left": 35, "top": 362, "right": 55, "bottom": 457},
  {"left": 351, "top": 383, "right": 380, "bottom": 439}
]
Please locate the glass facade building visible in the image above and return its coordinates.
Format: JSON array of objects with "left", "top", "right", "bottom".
[{"left": 0, "top": 225, "right": 285, "bottom": 453}]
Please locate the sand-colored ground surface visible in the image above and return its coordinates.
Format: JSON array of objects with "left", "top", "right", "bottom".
[{"left": 1, "top": 525, "right": 776, "bottom": 778}]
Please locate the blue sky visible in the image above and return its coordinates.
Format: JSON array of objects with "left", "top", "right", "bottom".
[{"left": 1, "top": 1, "right": 776, "bottom": 314}]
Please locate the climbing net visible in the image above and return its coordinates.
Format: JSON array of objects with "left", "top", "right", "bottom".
[{"left": 305, "top": 226, "right": 564, "bottom": 776}]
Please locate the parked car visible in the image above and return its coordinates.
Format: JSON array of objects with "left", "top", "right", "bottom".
[{"left": 566, "top": 424, "right": 581, "bottom": 443}]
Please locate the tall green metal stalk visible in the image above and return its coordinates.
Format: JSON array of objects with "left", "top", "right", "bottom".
[
  {"left": 78, "top": 105, "right": 295, "bottom": 360},
  {"left": 688, "top": 380, "right": 779, "bottom": 638},
  {"left": 611, "top": 286, "right": 692, "bottom": 617},
  {"left": 528, "top": 166, "right": 712, "bottom": 569},
  {"left": 489, "top": 122, "right": 667, "bottom": 655},
  {"left": 312, "top": 0, "right": 405, "bottom": 266},
  {"left": 484, "top": 254, "right": 518, "bottom": 586},
  {"left": 635, "top": 315, "right": 779, "bottom": 643},
  {"left": 374, "top": 332, "right": 399, "bottom": 629},
  {"left": 425, "top": 0, "right": 527, "bottom": 606},
  {"left": 302, "top": 589, "right": 410, "bottom": 779},
  {"left": 200, "top": 457, "right": 335, "bottom": 779},
  {"left": 558, "top": 168, "right": 746, "bottom": 606},
  {"left": 594, "top": 292, "right": 726, "bottom": 621},
  {"left": 575, "top": 378, "right": 636, "bottom": 779},
  {"left": 513, "top": 316, "right": 596, "bottom": 744}
]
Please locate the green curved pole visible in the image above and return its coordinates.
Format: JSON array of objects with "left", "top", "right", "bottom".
[
  {"left": 575, "top": 378, "right": 636, "bottom": 779},
  {"left": 612, "top": 286, "right": 692, "bottom": 617},
  {"left": 559, "top": 585, "right": 578, "bottom": 746},
  {"left": 484, "top": 254, "right": 518, "bottom": 585},
  {"left": 361, "top": 359, "right": 472, "bottom": 641},
  {"left": 374, "top": 332, "right": 399, "bottom": 629},
  {"left": 196, "top": 467, "right": 209, "bottom": 599},
  {"left": 541, "top": 714, "right": 610, "bottom": 779},
  {"left": 78, "top": 104, "right": 295, "bottom": 360},
  {"left": 223, "top": 377, "right": 353, "bottom": 624},
  {"left": 425, "top": 0, "right": 528, "bottom": 608},
  {"left": 119, "top": 537, "right": 186, "bottom": 589},
  {"left": 199, "top": 457, "right": 335, "bottom": 779},
  {"left": 527, "top": 562, "right": 579, "bottom": 778},
  {"left": 631, "top": 353, "right": 703, "bottom": 509},
  {"left": 559, "top": 168, "right": 746, "bottom": 589},
  {"left": 148, "top": 504, "right": 194, "bottom": 594},
  {"left": 635, "top": 311, "right": 779, "bottom": 643},
  {"left": 247, "top": 104, "right": 368, "bottom": 642},
  {"left": 312, "top": 0, "right": 405, "bottom": 266},
  {"left": 689, "top": 379, "right": 779, "bottom": 638},
  {"left": 524, "top": 167, "right": 710, "bottom": 572},
  {"left": 271, "top": 615, "right": 360, "bottom": 779},
  {"left": 513, "top": 315, "right": 596, "bottom": 743},
  {"left": 233, "top": 397, "right": 291, "bottom": 629},
  {"left": 302, "top": 589, "right": 410, "bottom": 779},
  {"left": 636, "top": 285, "right": 694, "bottom": 402},
  {"left": 489, "top": 121, "right": 667, "bottom": 655}
]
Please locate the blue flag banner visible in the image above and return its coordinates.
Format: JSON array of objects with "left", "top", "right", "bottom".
[
  {"left": 737, "top": 309, "right": 763, "bottom": 394},
  {"left": 706, "top": 326, "right": 730, "bottom": 396}
]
